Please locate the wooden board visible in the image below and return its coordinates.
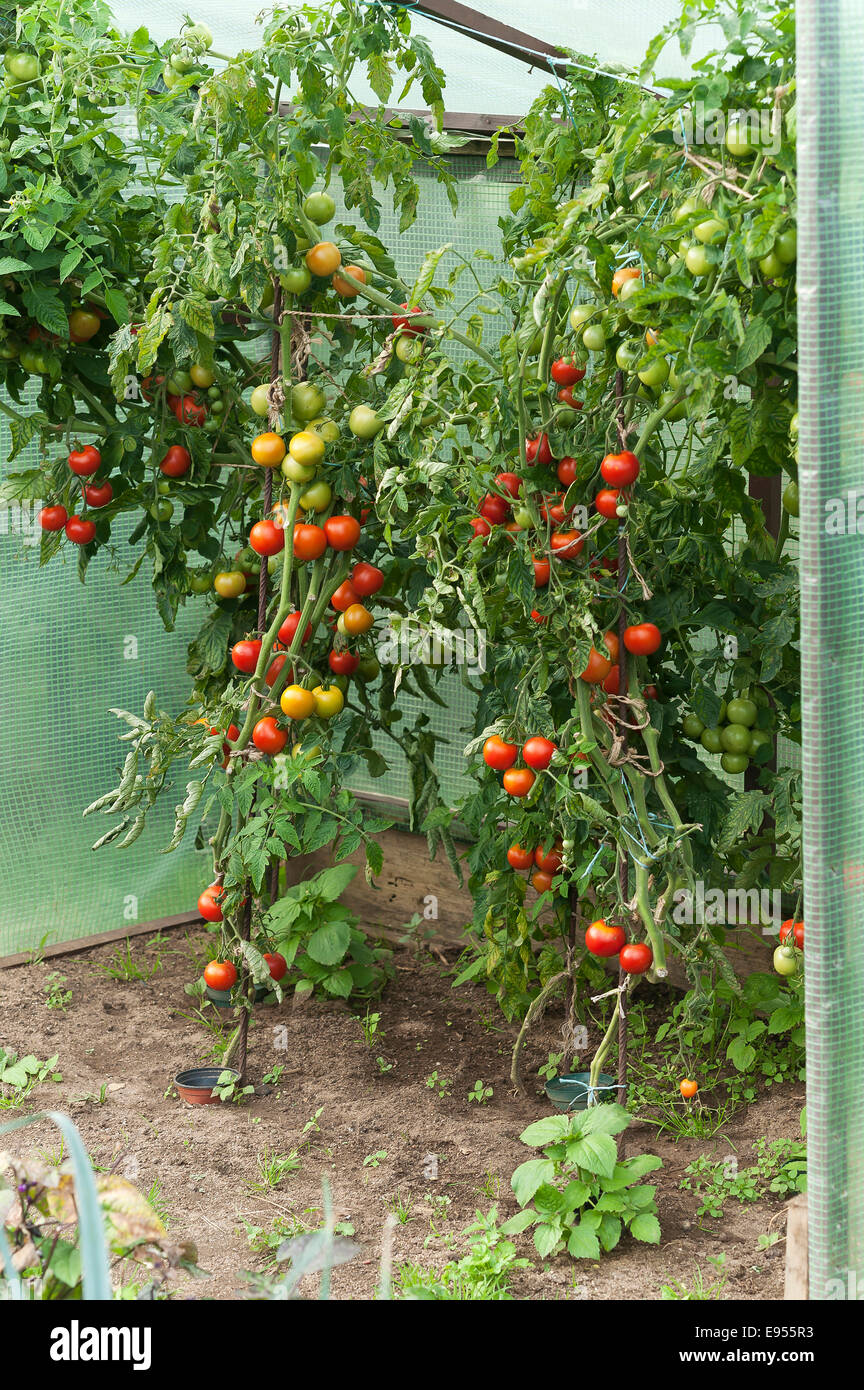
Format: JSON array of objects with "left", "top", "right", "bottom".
[{"left": 784, "top": 1193, "right": 809, "bottom": 1299}]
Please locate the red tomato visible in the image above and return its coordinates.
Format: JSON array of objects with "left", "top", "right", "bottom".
[
  {"left": 64, "top": 515, "right": 96, "bottom": 545},
  {"left": 83, "top": 480, "right": 113, "bottom": 508},
  {"left": 331, "top": 579, "right": 360, "bottom": 612},
  {"left": 494, "top": 471, "right": 522, "bottom": 499},
  {"left": 600, "top": 451, "right": 640, "bottom": 487},
  {"left": 550, "top": 529, "right": 583, "bottom": 559},
  {"left": 264, "top": 952, "right": 288, "bottom": 981},
  {"left": 392, "top": 303, "right": 425, "bottom": 336},
  {"left": 530, "top": 609, "right": 547, "bottom": 624},
  {"left": 198, "top": 890, "right": 224, "bottom": 925},
  {"left": 329, "top": 649, "right": 359, "bottom": 675},
  {"left": 253, "top": 716, "right": 287, "bottom": 754},
  {"left": 265, "top": 653, "right": 291, "bottom": 688},
  {"left": 160, "top": 445, "right": 191, "bottom": 477},
  {"left": 526, "top": 432, "right": 553, "bottom": 466},
  {"left": 325, "top": 514, "right": 362, "bottom": 551},
  {"left": 620, "top": 942, "right": 653, "bottom": 974},
  {"left": 534, "top": 842, "right": 563, "bottom": 873},
  {"left": 623, "top": 622, "right": 662, "bottom": 655},
  {"left": 557, "top": 457, "right": 579, "bottom": 487},
  {"left": 503, "top": 767, "right": 536, "bottom": 797},
  {"left": 68, "top": 445, "right": 101, "bottom": 476},
  {"left": 643, "top": 684, "right": 658, "bottom": 700},
  {"left": 533, "top": 557, "right": 551, "bottom": 588},
  {"left": 40, "top": 504, "right": 68, "bottom": 531},
  {"left": 483, "top": 735, "right": 518, "bottom": 770},
  {"left": 172, "top": 394, "right": 206, "bottom": 426},
  {"left": 293, "top": 523, "right": 327, "bottom": 561},
  {"left": 595, "top": 488, "right": 621, "bottom": 519},
  {"left": 780, "top": 919, "right": 804, "bottom": 949},
  {"left": 603, "top": 664, "right": 623, "bottom": 695},
  {"left": 584, "top": 919, "right": 626, "bottom": 957},
  {"left": 278, "top": 611, "right": 312, "bottom": 646},
  {"left": 479, "top": 493, "right": 511, "bottom": 526},
  {"left": 551, "top": 357, "right": 586, "bottom": 387},
  {"left": 469, "top": 517, "right": 492, "bottom": 540},
  {"left": 203, "top": 959, "right": 236, "bottom": 989},
  {"left": 507, "top": 843, "right": 534, "bottom": 870},
  {"left": 580, "top": 632, "right": 619, "bottom": 684},
  {"left": 531, "top": 869, "right": 554, "bottom": 894},
  {"left": 231, "top": 639, "right": 262, "bottom": 674},
  {"left": 351, "top": 562, "right": 384, "bottom": 596},
  {"left": 557, "top": 387, "right": 582, "bottom": 410},
  {"left": 523, "top": 736, "right": 557, "bottom": 770},
  {"left": 250, "top": 519, "right": 285, "bottom": 556}
]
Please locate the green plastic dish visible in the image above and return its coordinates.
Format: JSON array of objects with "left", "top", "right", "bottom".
[{"left": 544, "top": 1071, "right": 624, "bottom": 1112}]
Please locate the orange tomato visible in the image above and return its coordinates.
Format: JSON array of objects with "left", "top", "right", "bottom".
[
  {"left": 679, "top": 1079, "right": 699, "bottom": 1099},
  {"left": 612, "top": 266, "right": 641, "bottom": 297},
  {"left": 580, "top": 632, "right": 619, "bottom": 683},
  {"left": 305, "top": 241, "right": 342, "bottom": 277},
  {"left": 503, "top": 768, "right": 536, "bottom": 798},
  {"left": 251, "top": 432, "right": 286, "bottom": 467},
  {"left": 332, "top": 264, "right": 366, "bottom": 297},
  {"left": 280, "top": 684, "right": 317, "bottom": 720},
  {"left": 341, "top": 602, "right": 373, "bottom": 635}
]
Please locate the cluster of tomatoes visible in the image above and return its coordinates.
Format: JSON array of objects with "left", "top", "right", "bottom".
[
  {"left": 774, "top": 917, "right": 804, "bottom": 978},
  {"left": 482, "top": 732, "right": 557, "bottom": 799},
  {"left": 506, "top": 837, "right": 569, "bottom": 895},
  {"left": 39, "top": 444, "right": 112, "bottom": 544},
  {"left": 584, "top": 918, "right": 653, "bottom": 975},
  {"left": 201, "top": 952, "right": 287, "bottom": 995},
  {"left": 681, "top": 693, "right": 772, "bottom": 777}
]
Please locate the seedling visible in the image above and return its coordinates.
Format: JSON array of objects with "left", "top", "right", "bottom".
[
  {"left": 467, "top": 1080, "right": 493, "bottom": 1105},
  {"left": 425, "top": 1071, "right": 452, "bottom": 1098},
  {"left": 43, "top": 972, "right": 72, "bottom": 1011}
]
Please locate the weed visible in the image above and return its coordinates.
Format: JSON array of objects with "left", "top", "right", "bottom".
[
  {"left": 43, "top": 972, "right": 72, "bottom": 1011},
  {"left": 363, "top": 1150, "right": 387, "bottom": 1169},
  {"left": 661, "top": 1254, "right": 728, "bottom": 1300},
  {"left": 384, "top": 1192, "right": 414, "bottom": 1225},
  {"left": 467, "top": 1080, "right": 493, "bottom": 1105},
  {"left": 0, "top": 1050, "right": 63, "bottom": 1110},
  {"left": 425, "top": 1071, "right": 452, "bottom": 1098},
  {"left": 248, "top": 1147, "right": 302, "bottom": 1191}
]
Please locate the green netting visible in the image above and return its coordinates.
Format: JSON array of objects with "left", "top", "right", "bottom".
[{"left": 798, "top": 0, "right": 864, "bottom": 1302}]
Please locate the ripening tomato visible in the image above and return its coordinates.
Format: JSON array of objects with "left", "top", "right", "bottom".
[
  {"left": 679, "top": 1078, "right": 698, "bottom": 1099},
  {"left": 172, "top": 394, "right": 206, "bottom": 427},
  {"left": 480, "top": 493, "right": 511, "bottom": 526},
  {"left": 251, "top": 432, "right": 286, "bottom": 467},
  {"left": 264, "top": 952, "right": 288, "bottom": 981},
  {"left": 533, "top": 557, "right": 550, "bottom": 588},
  {"left": 249, "top": 519, "right": 285, "bottom": 556},
  {"left": 551, "top": 356, "right": 586, "bottom": 387},
  {"left": 203, "top": 959, "right": 237, "bottom": 989},
  {"left": 293, "top": 523, "right": 327, "bottom": 561},
  {"left": 600, "top": 452, "right": 640, "bottom": 487},
  {"left": 253, "top": 716, "right": 287, "bottom": 754},
  {"left": 231, "top": 639, "right": 262, "bottom": 674},
  {"left": 507, "top": 843, "right": 534, "bottom": 871},
  {"left": 329, "top": 649, "right": 359, "bottom": 675},
  {"left": 557, "top": 457, "right": 579, "bottom": 488},
  {"left": 623, "top": 622, "right": 662, "bottom": 655},
  {"left": 495, "top": 471, "right": 522, "bottom": 499},
  {"left": 557, "top": 387, "right": 582, "bottom": 411},
  {"left": 550, "top": 530, "right": 583, "bottom": 559},
  {"left": 68, "top": 445, "right": 101, "bottom": 476},
  {"left": 523, "top": 736, "right": 557, "bottom": 770},
  {"left": 595, "top": 488, "right": 621, "bottom": 520},
  {"left": 214, "top": 570, "right": 246, "bottom": 598},
  {"left": 65, "top": 515, "right": 96, "bottom": 545},
  {"left": 483, "top": 736, "right": 518, "bottom": 771},
  {"left": 83, "top": 480, "right": 113, "bottom": 508},
  {"left": 525, "top": 433, "right": 553, "bottom": 466},
  {"left": 312, "top": 684, "right": 345, "bottom": 719},
  {"left": 40, "top": 504, "right": 68, "bottom": 531},
  {"left": 612, "top": 266, "right": 641, "bottom": 297},
  {"left": 503, "top": 767, "right": 536, "bottom": 798},
  {"left": 280, "top": 684, "right": 317, "bottom": 719},
  {"left": 531, "top": 869, "right": 554, "bottom": 894},
  {"left": 198, "top": 888, "right": 224, "bottom": 924},
  {"left": 289, "top": 429, "right": 326, "bottom": 468},
  {"left": 332, "top": 264, "right": 366, "bottom": 297},
  {"left": 774, "top": 945, "right": 799, "bottom": 977},
  {"left": 331, "top": 579, "right": 360, "bottom": 612},
  {"left": 68, "top": 308, "right": 101, "bottom": 343},
  {"left": 278, "top": 612, "right": 312, "bottom": 647},
  {"left": 305, "top": 241, "right": 342, "bottom": 277},
  {"left": 160, "top": 445, "right": 191, "bottom": 477},
  {"left": 341, "top": 603, "right": 373, "bottom": 635},
  {"left": 584, "top": 919, "right": 626, "bottom": 958},
  {"left": 351, "top": 562, "right": 384, "bottom": 596},
  {"left": 392, "top": 303, "right": 426, "bottom": 336},
  {"left": 469, "top": 517, "right": 492, "bottom": 540},
  {"left": 580, "top": 633, "right": 619, "bottom": 684},
  {"left": 324, "top": 515, "right": 361, "bottom": 551},
  {"left": 534, "top": 842, "right": 563, "bottom": 873},
  {"left": 780, "top": 919, "right": 804, "bottom": 949},
  {"left": 620, "top": 942, "right": 653, "bottom": 974}
]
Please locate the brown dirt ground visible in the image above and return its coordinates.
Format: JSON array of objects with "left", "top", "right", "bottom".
[{"left": 0, "top": 927, "right": 803, "bottom": 1301}]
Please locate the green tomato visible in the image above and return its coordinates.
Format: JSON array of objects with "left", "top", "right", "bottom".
[
  {"left": 569, "top": 303, "right": 597, "bottom": 332},
  {"left": 291, "top": 381, "right": 326, "bottom": 421},
  {"left": 349, "top": 404, "right": 383, "bottom": 439},
  {"left": 783, "top": 480, "right": 800, "bottom": 516},
  {"left": 775, "top": 228, "right": 797, "bottom": 264},
  {"left": 150, "top": 500, "right": 174, "bottom": 522},
  {"left": 512, "top": 506, "right": 532, "bottom": 530},
  {"left": 615, "top": 339, "right": 642, "bottom": 373},
  {"left": 303, "top": 191, "right": 336, "bottom": 225},
  {"left": 308, "top": 417, "right": 340, "bottom": 443},
  {"left": 395, "top": 335, "right": 424, "bottom": 364},
  {"left": 682, "top": 713, "right": 705, "bottom": 740},
  {"left": 355, "top": 656, "right": 381, "bottom": 683},
  {"left": 188, "top": 570, "right": 213, "bottom": 594},
  {"left": 4, "top": 52, "right": 40, "bottom": 84},
  {"left": 617, "top": 276, "right": 643, "bottom": 307},
  {"left": 725, "top": 120, "right": 754, "bottom": 157},
  {"left": 170, "top": 53, "right": 194, "bottom": 73},
  {"left": 209, "top": 397, "right": 225, "bottom": 415},
  {"left": 250, "top": 383, "right": 272, "bottom": 417},
  {"left": 700, "top": 727, "right": 724, "bottom": 754},
  {"left": 694, "top": 217, "right": 728, "bottom": 245},
  {"left": 184, "top": 22, "right": 213, "bottom": 48},
  {"left": 582, "top": 323, "right": 606, "bottom": 353},
  {"left": 280, "top": 266, "right": 312, "bottom": 295},
  {"left": 726, "top": 697, "right": 758, "bottom": 728},
  {"left": 19, "top": 346, "right": 48, "bottom": 374},
  {"left": 281, "top": 456, "right": 317, "bottom": 484},
  {"left": 166, "top": 369, "right": 193, "bottom": 393},
  {"left": 685, "top": 245, "right": 712, "bottom": 277},
  {"left": 759, "top": 251, "right": 784, "bottom": 279},
  {"left": 299, "top": 480, "right": 332, "bottom": 512},
  {"left": 659, "top": 389, "right": 687, "bottom": 422},
  {"left": 161, "top": 66, "right": 180, "bottom": 90},
  {"left": 773, "top": 945, "right": 798, "bottom": 978},
  {"left": 206, "top": 384, "right": 223, "bottom": 400},
  {"left": 748, "top": 728, "right": 773, "bottom": 756},
  {"left": 637, "top": 358, "right": 669, "bottom": 388},
  {"left": 156, "top": 479, "right": 173, "bottom": 496},
  {"left": 789, "top": 411, "right": 799, "bottom": 439},
  {"left": 721, "top": 752, "right": 750, "bottom": 775},
  {"left": 673, "top": 195, "right": 700, "bottom": 224},
  {"left": 0, "top": 335, "right": 21, "bottom": 360},
  {"left": 720, "top": 723, "right": 752, "bottom": 755}
]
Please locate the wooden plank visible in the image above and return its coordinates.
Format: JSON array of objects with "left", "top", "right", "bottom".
[
  {"left": 784, "top": 1193, "right": 809, "bottom": 1299},
  {"left": 0, "top": 911, "right": 201, "bottom": 971},
  {"left": 406, "top": 0, "right": 566, "bottom": 74}
]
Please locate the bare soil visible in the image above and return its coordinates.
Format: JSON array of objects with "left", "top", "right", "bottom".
[{"left": 0, "top": 928, "right": 802, "bottom": 1300}]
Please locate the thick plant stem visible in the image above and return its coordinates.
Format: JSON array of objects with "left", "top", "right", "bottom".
[
  {"left": 615, "top": 368, "right": 629, "bottom": 1101},
  {"left": 589, "top": 996, "right": 621, "bottom": 1097},
  {"left": 510, "top": 971, "right": 568, "bottom": 1095}
]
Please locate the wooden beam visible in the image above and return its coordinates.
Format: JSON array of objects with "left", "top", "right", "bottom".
[
  {"left": 397, "top": 1, "right": 566, "bottom": 75},
  {"left": 277, "top": 101, "right": 524, "bottom": 140},
  {"left": 784, "top": 1193, "right": 809, "bottom": 1299},
  {"left": 0, "top": 911, "right": 202, "bottom": 971}
]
